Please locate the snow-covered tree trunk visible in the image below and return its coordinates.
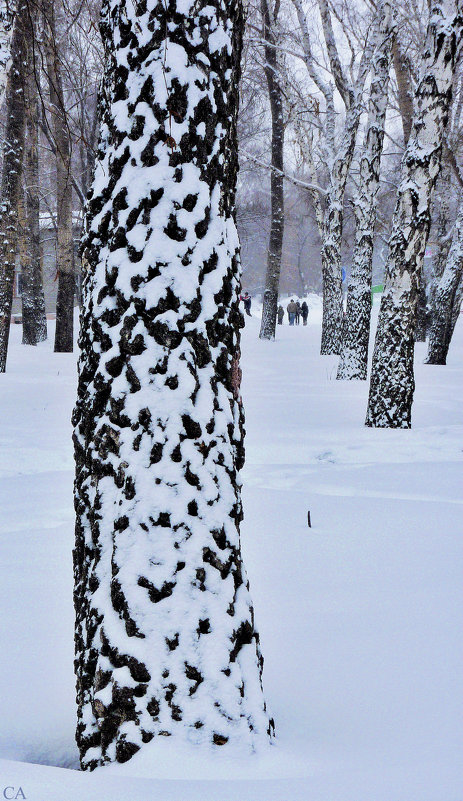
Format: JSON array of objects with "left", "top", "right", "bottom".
[
  {"left": 73, "top": 0, "right": 274, "bottom": 770},
  {"left": 0, "top": 0, "right": 14, "bottom": 103},
  {"left": 43, "top": 0, "right": 75, "bottom": 353},
  {"left": 319, "top": 175, "right": 348, "bottom": 355},
  {"left": 366, "top": 2, "right": 463, "bottom": 428},
  {"left": 317, "top": 0, "right": 376, "bottom": 355},
  {"left": 337, "top": 1, "right": 394, "bottom": 379},
  {"left": 259, "top": 0, "right": 284, "bottom": 341},
  {"left": 0, "top": 0, "right": 26, "bottom": 373},
  {"left": 21, "top": 16, "right": 47, "bottom": 345},
  {"left": 425, "top": 195, "right": 463, "bottom": 363},
  {"left": 291, "top": 0, "right": 376, "bottom": 354},
  {"left": 427, "top": 174, "right": 451, "bottom": 326}
]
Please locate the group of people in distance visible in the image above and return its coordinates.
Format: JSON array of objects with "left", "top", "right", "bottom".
[
  {"left": 240, "top": 291, "right": 252, "bottom": 316},
  {"left": 280, "top": 299, "right": 308, "bottom": 326},
  {"left": 240, "top": 292, "right": 309, "bottom": 326}
]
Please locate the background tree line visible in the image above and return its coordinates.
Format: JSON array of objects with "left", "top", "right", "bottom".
[{"left": 0, "top": 0, "right": 462, "bottom": 428}]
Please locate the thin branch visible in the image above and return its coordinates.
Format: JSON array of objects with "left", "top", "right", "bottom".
[{"left": 241, "top": 150, "right": 328, "bottom": 195}]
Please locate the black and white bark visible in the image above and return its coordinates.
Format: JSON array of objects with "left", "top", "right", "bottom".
[
  {"left": 366, "top": 2, "right": 463, "bottom": 428},
  {"left": 425, "top": 194, "right": 463, "bottom": 362},
  {"left": 21, "top": 14, "right": 47, "bottom": 345},
  {"left": 43, "top": 0, "right": 75, "bottom": 353},
  {"left": 292, "top": 0, "right": 376, "bottom": 354},
  {"left": 0, "top": 0, "right": 26, "bottom": 373},
  {"left": 337, "top": 1, "right": 394, "bottom": 380},
  {"left": 427, "top": 171, "right": 452, "bottom": 325},
  {"left": 73, "top": 0, "right": 274, "bottom": 769},
  {"left": 0, "top": 0, "right": 14, "bottom": 102},
  {"left": 259, "top": 0, "right": 284, "bottom": 340}
]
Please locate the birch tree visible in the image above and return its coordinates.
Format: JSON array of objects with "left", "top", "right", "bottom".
[
  {"left": 366, "top": 1, "right": 463, "bottom": 429},
  {"left": 0, "top": 0, "right": 14, "bottom": 102},
  {"left": 292, "top": 0, "right": 376, "bottom": 354},
  {"left": 425, "top": 194, "right": 463, "bottom": 362},
  {"left": 42, "top": 0, "right": 75, "bottom": 353},
  {"left": 21, "top": 15, "right": 47, "bottom": 345},
  {"left": 259, "top": 0, "right": 285, "bottom": 340},
  {"left": 0, "top": 0, "right": 27, "bottom": 372},
  {"left": 337, "top": 0, "right": 394, "bottom": 380},
  {"left": 73, "top": 0, "right": 274, "bottom": 769}
]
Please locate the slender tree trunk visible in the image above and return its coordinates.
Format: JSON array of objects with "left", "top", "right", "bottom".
[
  {"left": 425, "top": 195, "right": 463, "bottom": 363},
  {"left": 259, "top": 0, "right": 284, "bottom": 340},
  {"left": 319, "top": 105, "right": 363, "bottom": 355},
  {"left": 337, "top": 1, "right": 394, "bottom": 379},
  {"left": 43, "top": 0, "right": 74, "bottom": 352},
  {"left": 73, "top": 0, "right": 274, "bottom": 770},
  {"left": 0, "top": 1, "right": 27, "bottom": 372},
  {"left": 21, "top": 19, "right": 47, "bottom": 345},
  {"left": 292, "top": 0, "right": 376, "bottom": 355},
  {"left": 318, "top": 8, "right": 377, "bottom": 355},
  {"left": 414, "top": 273, "right": 428, "bottom": 342},
  {"left": 366, "top": 4, "right": 463, "bottom": 428}
]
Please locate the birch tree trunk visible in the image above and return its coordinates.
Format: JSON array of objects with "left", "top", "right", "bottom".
[
  {"left": 425, "top": 195, "right": 463, "bottom": 363},
  {"left": 0, "top": 0, "right": 26, "bottom": 372},
  {"left": 73, "top": 0, "right": 274, "bottom": 769},
  {"left": 427, "top": 174, "right": 451, "bottom": 327},
  {"left": 0, "top": 0, "right": 14, "bottom": 103},
  {"left": 337, "top": 1, "right": 394, "bottom": 379},
  {"left": 21, "top": 18, "right": 47, "bottom": 345},
  {"left": 319, "top": 90, "right": 364, "bottom": 353},
  {"left": 366, "top": 2, "right": 463, "bottom": 428},
  {"left": 43, "top": 0, "right": 75, "bottom": 353},
  {"left": 259, "top": 0, "right": 284, "bottom": 341}
]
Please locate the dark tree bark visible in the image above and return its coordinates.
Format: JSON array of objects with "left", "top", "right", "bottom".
[
  {"left": 21, "top": 16, "right": 47, "bottom": 345},
  {"left": 42, "top": 0, "right": 75, "bottom": 352},
  {"left": 449, "top": 270, "right": 463, "bottom": 335},
  {"left": 259, "top": 0, "right": 284, "bottom": 341},
  {"left": 337, "top": 1, "right": 394, "bottom": 380},
  {"left": 414, "top": 273, "right": 428, "bottom": 342},
  {"left": 392, "top": 37, "right": 414, "bottom": 147},
  {"left": 366, "top": 3, "right": 463, "bottom": 428},
  {"left": 73, "top": 0, "right": 274, "bottom": 770},
  {"left": 425, "top": 195, "right": 463, "bottom": 363},
  {"left": 0, "top": 0, "right": 27, "bottom": 372}
]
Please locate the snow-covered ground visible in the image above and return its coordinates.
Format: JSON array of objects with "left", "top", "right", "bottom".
[{"left": 0, "top": 299, "right": 462, "bottom": 800}]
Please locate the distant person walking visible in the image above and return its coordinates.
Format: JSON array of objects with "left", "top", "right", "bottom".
[
  {"left": 295, "top": 301, "right": 301, "bottom": 325},
  {"left": 301, "top": 301, "right": 308, "bottom": 325},
  {"left": 277, "top": 305, "right": 284, "bottom": 325},
  {"left": 287, "top": 299, "right": 297, "bottom": 325},
  {"left": 240, "top": 291, "right": 252, "bottom": 317}
]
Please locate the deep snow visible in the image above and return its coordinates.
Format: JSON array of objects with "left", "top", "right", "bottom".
[{"left": 0, "top": 298, "right": 462, "bottom": 800}]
